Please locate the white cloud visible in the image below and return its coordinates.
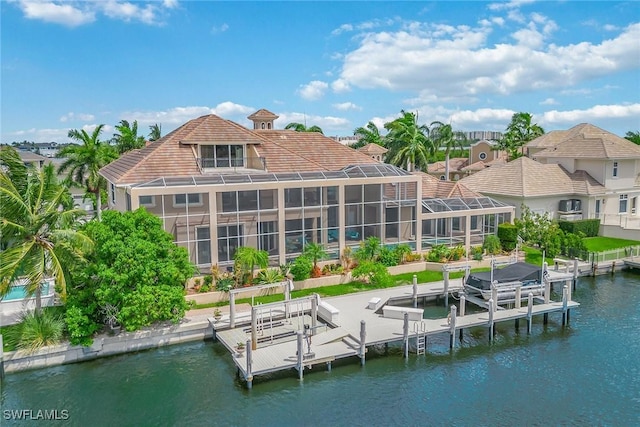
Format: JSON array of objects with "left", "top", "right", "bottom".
[
  {"left": 12, "top": 0, "right": 176, "bottom": 27},
  {"left": 540, "top": 98, "right": 558, "bottom": 106},
  {"left": 297, "top": 81, "right": 329, "bottom": 101},
  {"left": 121, "top": 102, "right": 254, "bottom": 126},
  {"left": 331, "top": 79, "right": 350, "bottom": 93},
  {"left": 59, "top": 112, "right": 96, "bottom": 122},
  {"left": 541, "top": 103, "right": 640, "bottom": 128},
  {"left": 17, "top": 1, "right": 95, "bottom": 27},
  {"left": 333, "top": 102, "right": 361, "bottom": 111},
  {"left": 211, "top": 23, "right": 229, "bottom": 34},
  {"left": 333, "top": 21, "right": 640, "bottom": 101}
]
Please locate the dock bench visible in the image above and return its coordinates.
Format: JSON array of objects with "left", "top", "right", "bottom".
[
  {"left": 382, "top": 305, "right": 424, "bottom": 321},
  {"left": 368, "top": 297, "right": 382, "bottom": 310},
  {"left": 318, "top": 301, "right": 340, "bottom": 325}
]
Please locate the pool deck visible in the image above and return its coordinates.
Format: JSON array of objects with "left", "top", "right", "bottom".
[{"left": 211, "top": 278, "right": 579, "bottom": 386}]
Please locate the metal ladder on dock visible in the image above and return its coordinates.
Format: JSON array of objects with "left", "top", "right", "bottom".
[{"left": 414, "top": 322, "right": 427, "bottom": 355}]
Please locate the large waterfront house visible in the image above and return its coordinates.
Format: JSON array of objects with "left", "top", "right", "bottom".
[
  {"left": 461, "top": 123, "right": 640, "bottom": 238},
  {"left": 99, "top": 110, "right": 513, "bottom": 271}
]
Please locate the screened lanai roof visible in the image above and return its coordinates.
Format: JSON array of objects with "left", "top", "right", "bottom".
[
  {"left": 422, "top": 197, "right": 510, "bottom": 213},
  {"left": 132, "top": 163, "right": 411, "bottom": 188}
]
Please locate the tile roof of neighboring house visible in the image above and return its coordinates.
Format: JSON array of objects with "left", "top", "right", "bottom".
[
  {"left": 17, "top": 150, "right": 47, "bottom": 162},
  {"left": 413, "top": 172, "right": 483, "bottom": 199},
  {"left": 101, "top": 113, "right": 377, "bottom": 184},
  {"left": 357, "top": 143, "right": 388, "bottom": 155},
  {"left": 528, "top": 123, "right": 640, "bottom": 159},
  {"left": 426, "top": 158, "right": 469, "bottom": 174},
  {"left": 459, "top": 156, "right": 605, "bottom": 197},
  {"left": 461, "top": 160, "right": 489, "bottom": 172},
  {"left": 247, "top": 109, "right": 279, "bottom": 120}
]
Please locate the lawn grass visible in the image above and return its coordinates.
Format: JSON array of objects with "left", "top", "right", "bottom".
[
  {"left": 583, "top": 236, "right": 640, "bottom": 252},
  {"left": 522, "top": 246, "right": 547, "bottom": 266},
  {"left": 193, "top": 268, "right": 471, "bottom": 309}
]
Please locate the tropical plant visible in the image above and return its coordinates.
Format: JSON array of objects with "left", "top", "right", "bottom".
[
  {"left": 377, "top": 247, "right": 399, "bottom": 267},
  {"left": 341, "top": 247, "right": 354, "bottom": 272},
  {"left": 257, "top": 268, "right": 285, "bottom": 285},
  {"left": 284, "top": 122, "right": 324, "bottom": 134},
  {"left": 352, "top": 121, "right": 385, "bottom": 149},
  {"left": 215, "top": 275, "right": 235, "bottom": 292},
  {"left": 112, "top": 120, "right": 146, "bottom": 154},
  {"left": 430, "top": 121, "right": 466, "bottom": 181},
  {"left": 352, "top": 261, "right": 393, "bottom": 287},
  {"left": 384, "top": 110, "right": 432, "bottom": 171},
  {"left": 302, "top": 242, "right": 327, "bottom": 278},
  {"left": 6, "top": 309, "right": 65, "bottom": 352},
  {"left": 101, "top": 303, "right": 121, "bottom": 329},
  {"left": 496, "top": 112, "right": 544, "bottom": 160},
  {"left": 393, "top": 244, "right": 412, "bottom": 264},
  {"left": 355, "top": 236, "right": 382, "bottom": 262},
  {"left": 234, "top": 246, "right": 269, "bottom": 285},
  {"left": 148, "top": 123, "right": 162, "bottom": 142},
  {"left": 0, "top": 147, "right": 93, "bottom": 311},
  {"left": 483, "top": 235, "right": 502, "bottom": 255},
  {"left": 57, "top": 124, "right": 118, "bottom": 221}
]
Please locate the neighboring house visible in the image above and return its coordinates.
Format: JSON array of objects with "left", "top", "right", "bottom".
[
  {"left": 462, "top": 123, "right": 640, "bottom": 238},
  {"left": 460, "top": 156, "right": 605, "bottom": 219},
  {"left": 99, "top": 109, "right": 514, "bottom": 271},
  {"left": 427, "top": 140, "right": 507, "bottom": 181},
  {"left": 357, "top": 143, "right": 388, "bottom": 162},
  {"left": 15, "top": 151, "right": 94, "bottom": 215}
]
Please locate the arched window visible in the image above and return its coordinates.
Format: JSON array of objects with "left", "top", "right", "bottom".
[
  {"left": 261, "top": 123, "right": 266, "bottom": 129},
  {"left": 267, "top": 123, "right": 272, "bottom": 129},
  {"left": 439, "top": 175, "right": 445, "bottom": 181}
]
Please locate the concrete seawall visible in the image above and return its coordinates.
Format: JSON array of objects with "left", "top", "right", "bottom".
[{"left": 3, "top": 318, "right": 212, "bottom": 374}]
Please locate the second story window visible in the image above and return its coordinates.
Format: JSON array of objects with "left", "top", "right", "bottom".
[
  {"left": 613, "top": 161, "right": 618, "bottom": 177},
  {"left": 201, "top": 145, "right": 244, "bottom": 168}
]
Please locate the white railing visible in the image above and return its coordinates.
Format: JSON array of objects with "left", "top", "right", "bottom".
[{"left": 591, "top": 245, "right": 640, "bottom": 263}]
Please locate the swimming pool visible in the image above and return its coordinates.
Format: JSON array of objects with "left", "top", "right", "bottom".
[{"left": 2, "top": 280, "right": 52, "bottom": 301}]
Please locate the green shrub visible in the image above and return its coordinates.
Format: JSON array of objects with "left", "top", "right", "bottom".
[
  {"left": 498, "top": 223, "right": 518, "bottom": 250},
  {"left": 471, "top": 246, "right": 484, "bottom": 261},
  {"left": 483, "top": 235, "right": 502, "bottom": 254},
  {"left": 425, "top": 244, "right": 450, "bottom": 262},
  {"left": 377, "top": 246, "right": 399, "bottom": 266},
  {"left": 65, "top": 306, "right": 100, "bottom": 347},
  {"left": 352, "top": 261, "right": 393, "bottom": 287},
  {"left": 449, "top": 244, "right": 466, "bottom": 261},
  {"left": 558, "top": 219, "right": 600, "bottom": 237},
  {"left": 215, "top": 276, "right": 234, "bottom": 292},
  {"left": 393, "top": 244, "right": 412, "bottom": 264},
  {"left": 257, "top": 268, "right": 284, "bottom": 284},
  {"left": 290, "top": 255, "right": 313, "bottom": 281}
]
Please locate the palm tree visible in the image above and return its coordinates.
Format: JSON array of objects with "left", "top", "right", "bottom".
[
  {"left": 384, "top": 111, "right": 432, "bottom": 172},
  {"left": 302, "top": 242, "right": 327, "bottom": 277},
  {"left": 352, "top": 121, "right": 385, "bottom": 149},
  {"left": 624, "top": 131, "right": 640, "bottom": 145},
  {"left": 57, "top": 125, "right": 118, "bottom": 221},
  {"left": 430, "top": 121, "right": 465, "bottom": 181},
  {"left": 112, "top": 120, "right": 146, "bottom": 154},
  {"left": 149, "top": 123, "right": 162, "bottom": 142},
  {"left": 233, "top": 246, "right": 269, "bottom": 286},
  {"left": 0, "top": 147, "right": 92, "bottom": 311},
  {"left": 284, "top": 122, "right": 324, "bottom": 134},
  {"left": 497, "top": 112, "right": 545, "bottom": 160}
]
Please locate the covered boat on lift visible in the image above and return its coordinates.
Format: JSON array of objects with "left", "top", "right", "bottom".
[{"left": 465, "top": 262, "right": 545, "bottom": 301}]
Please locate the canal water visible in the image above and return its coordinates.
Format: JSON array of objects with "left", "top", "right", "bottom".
[{"left": 2, "top": 273, "right": 639, "bottom": 426}]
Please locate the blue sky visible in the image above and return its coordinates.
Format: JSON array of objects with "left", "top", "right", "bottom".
[{"left": 1, "top": 0, "right": 639, "bottom": 144}]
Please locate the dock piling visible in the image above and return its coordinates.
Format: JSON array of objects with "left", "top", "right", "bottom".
[
  {"left": 296, "top": 332, "right": 304, "bottom": 380},
  {"left": 246, "top": 339, "right": 253, "bottom": 389},
  {"left": 229, "top": 292, "right": 236, "bottom": 328},
  {"left": 573, "top": 258, "right": 578, "bottom": 291},
  {"left": 562, "top": 285, "right": 568, "bottom": 326},
  {"left": 449, "top": 305, "right": 457, "bottom": 349},
  {"left": 488, "top": 298, "right": 495, "bottom": 342},
  {"left": 459, "top": 292, "right": 466, "bottom": 317},
  {"left": 412, "top": 275, "right": 418, "bottom": 308},
  {"left": 527, "top": 292, "right": 533, "bottom": 334},
  {"left": 403, "top": 312, "right": 409, "bottom": 359},
  {"left": 359, "top": 320, "right": 366, "bottom": 366}
]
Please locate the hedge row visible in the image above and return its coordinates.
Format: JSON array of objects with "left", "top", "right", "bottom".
[{"left": 558, "top": 219, "right": 600, "bottom": 237}]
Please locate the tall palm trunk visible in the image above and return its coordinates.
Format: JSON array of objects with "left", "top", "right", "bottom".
[
  {"left": 95, "top": 188, "right": 102, "bottom": 221},
  {"left": 35, "top": 286, "right": 42, "bottom": 314},
  {"left": 445, "top": 152, "right": 450, "bottom": 181}
]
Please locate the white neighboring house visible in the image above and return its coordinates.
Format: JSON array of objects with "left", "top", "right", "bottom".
[{"left": 461, "top": 123, "right": 640, "bottom": 239}]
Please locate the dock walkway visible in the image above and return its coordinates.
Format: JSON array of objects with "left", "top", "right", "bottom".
[{"left": 212, "top": 279, "right": 578, "bottom": 387}]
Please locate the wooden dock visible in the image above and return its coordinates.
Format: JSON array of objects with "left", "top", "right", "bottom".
[{"left": 211, "top": 278, "right": 578, "bottom": 388}]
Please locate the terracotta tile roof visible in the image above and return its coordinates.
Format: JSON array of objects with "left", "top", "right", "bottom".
[
  {"left": 254, "top": 130, "right": 376, "bottom": 172},
  {"left": 461, "top": 160, "right": 489, "bottom": 172},
  {"left": 413, "top": 172, "right": 483, "bottom": 199},
  {"left": 247, "top": 109, "right": 279, "bottom": 120},
  {"left": 101, "top": 113, "right": 377, "bottom": 184},
  {"left": 459, "top": 156, "right": 605, "bottom": 197},
  {"left": 427, "top": 158, "right": 469, "bottom": 173},
  {"left": 357, "top": 143, "right": 388, "bottom": 155},
  {"left": 529, "top": 123, "right": 640, "bottom": 159}
]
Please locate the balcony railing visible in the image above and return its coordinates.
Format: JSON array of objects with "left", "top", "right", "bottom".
[{"left": 197, "top": 157, "right": 266, "bottom": 172}]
